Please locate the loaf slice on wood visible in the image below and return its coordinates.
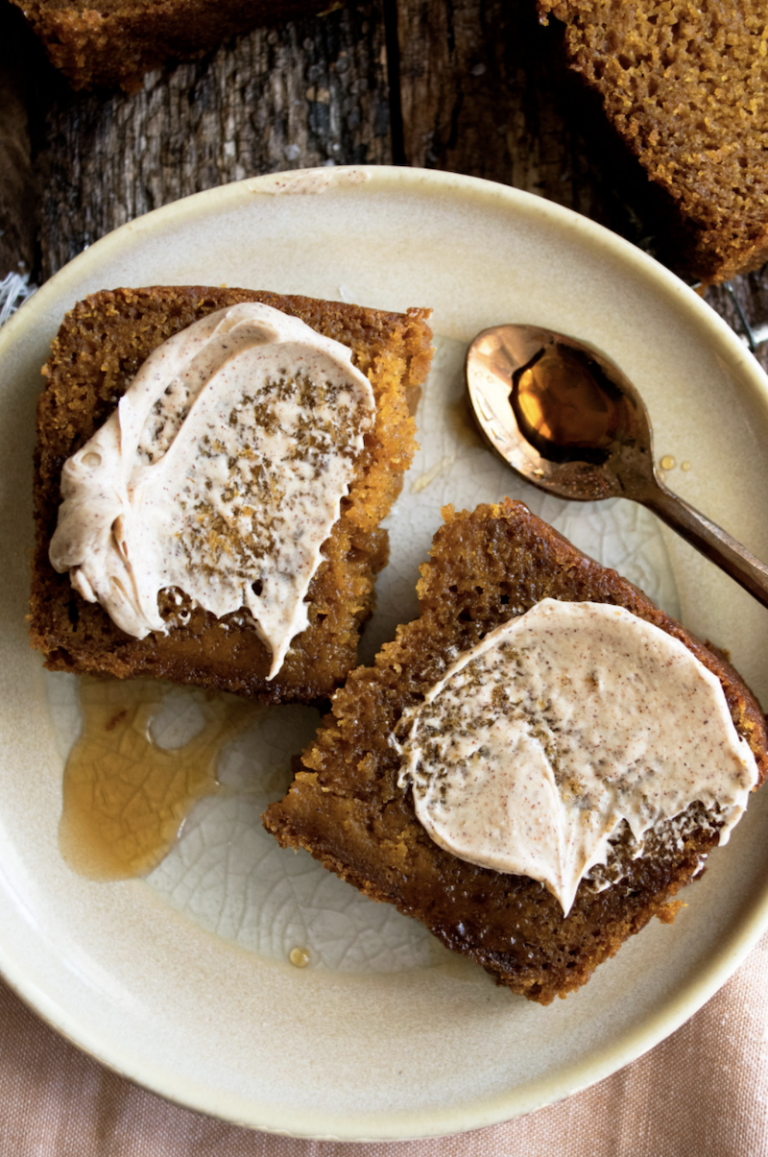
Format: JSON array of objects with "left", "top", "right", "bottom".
[
  {"left": 264, "top": 500, "right": 768, "bottom": 1002},
  {"left": 30, "top": 285, "right": 433, "bottom": 703},
  {"left": 538, "top": 1, "right": 768, "bottom": 284}
]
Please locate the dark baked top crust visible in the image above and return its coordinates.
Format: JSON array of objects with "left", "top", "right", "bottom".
[
  {"left": 30, "top": 285, "right": 433, "bottom": 703},
  {"left": 264, "top": 500, "right": 768, "bottom": 1002}
]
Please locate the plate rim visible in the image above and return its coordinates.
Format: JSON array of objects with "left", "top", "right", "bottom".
[{"left": 2, "top": 164, "right": 768, "bottom": 1140}]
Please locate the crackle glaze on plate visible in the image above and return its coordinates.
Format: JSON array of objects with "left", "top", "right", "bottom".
[{"left": 2, "top": 168, "right": 768, "bottom": 1140}]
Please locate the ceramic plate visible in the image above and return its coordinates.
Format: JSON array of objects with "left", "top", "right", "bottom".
[{"left": 2, "top": 167, "right": 768, "bottom": 1141}]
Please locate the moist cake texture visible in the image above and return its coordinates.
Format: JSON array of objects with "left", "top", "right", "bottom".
[
  {"left": 264, "top": 500, "right": 768, "bottom": 1003},
  {"left": 30, "top": 285, "right": 432, "bottom": 703},
  {"left": 538, "top": 1, "right": 768, "bottom": 284}
]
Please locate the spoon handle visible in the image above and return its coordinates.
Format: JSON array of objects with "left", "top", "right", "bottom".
[{"left": 641, "top": 478, "right": 768, "bottom": 609}]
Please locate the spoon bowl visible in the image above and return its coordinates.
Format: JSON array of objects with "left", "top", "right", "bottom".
[{"left": 466, "top": 323, "right": 768, "bottom": 609}]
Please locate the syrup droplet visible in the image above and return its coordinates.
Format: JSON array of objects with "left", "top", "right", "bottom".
[
  {"left": 289, "top": 947, "right": 311, "bottom": 968},
  {"left": 510, "top": 344, "right": 628, "bottom": 464},
  {"left": 681, "top": 460, "right": 692, "bottom": 472},
  {"left": 59, "top": 677, "right": 256, "bottom": 880},
  {"left": 660, "top": 455, "right": 676, "bottom": 471}
]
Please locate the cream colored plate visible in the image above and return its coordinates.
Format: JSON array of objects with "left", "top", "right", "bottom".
[{"left": 2, "top": 167, "right": 768, "bottom": 1141}]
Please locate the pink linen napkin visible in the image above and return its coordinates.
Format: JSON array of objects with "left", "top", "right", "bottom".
[{"left": 2, "top": 931, "right": 767, "bottom": 1157}]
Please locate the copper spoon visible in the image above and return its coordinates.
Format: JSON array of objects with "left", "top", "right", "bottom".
[{"left": 466, "top": 323, "right": 768, "bottom": 608}]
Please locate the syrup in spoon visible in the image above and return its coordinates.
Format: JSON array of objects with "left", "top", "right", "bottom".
[{"left": 466, "top": 324, "right": 768, "bottom": 608}]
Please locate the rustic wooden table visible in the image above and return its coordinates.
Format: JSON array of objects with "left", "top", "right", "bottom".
[{"left": 2, "top": 0, "right": 767, "bottom": 368}]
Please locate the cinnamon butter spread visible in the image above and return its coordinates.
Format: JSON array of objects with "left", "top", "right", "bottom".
[
  {"left": 394, "top": 599, "right": 758, "bottom": 915},
  {"left": 49, "top": 303, "right": 375, "bottom": 678}
]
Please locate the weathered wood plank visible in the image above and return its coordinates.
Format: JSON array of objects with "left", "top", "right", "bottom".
[
  {"left": 396, "top": 1, "right": 607, "bottom": 210},
  {"left": 35, "top": 0, "right": 391, "bottom": 280},
  {"left": 0, "top": 4, "right": 38, "bottom": 278}
]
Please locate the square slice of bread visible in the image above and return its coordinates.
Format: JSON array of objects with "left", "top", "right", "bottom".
[
  {"left": 30, "top": 285, "right": 433, "bottom": 704},
  {"left": 264, "top": 500, "right": 768, "bottom": 1002}
]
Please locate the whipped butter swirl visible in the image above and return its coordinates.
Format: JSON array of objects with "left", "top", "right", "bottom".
[
  {"left": 394, "top": 599, "right": 759, "bottom": 914},
  {"left": 49, "top": 303, "right": 376, "bottom": 678}
]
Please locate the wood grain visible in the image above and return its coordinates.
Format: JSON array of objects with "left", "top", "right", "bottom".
[
  {"left": 35, "top": 0, "right": 391, "bottom": 280},
  {"left": 0, "top": 4, "right": 37, "bottom": 276},
  {"left": 397, "top": 0, "right": 579, "bottom": 196}
]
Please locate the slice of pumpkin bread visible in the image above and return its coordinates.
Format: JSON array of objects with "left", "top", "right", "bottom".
[
  {"left": 30, "top": 285, "right": 432, "bottom": 703},
  {"left": 264, "top": 500, "right": 768, "bottom": 1002}
]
